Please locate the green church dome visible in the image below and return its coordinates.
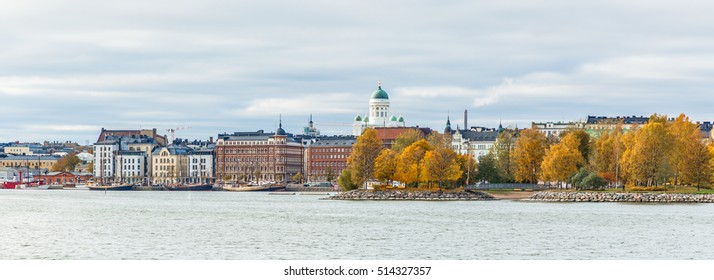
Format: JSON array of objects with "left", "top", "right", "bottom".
[
  {"left": 397, "top": 116, "right": 404, "bottom": 122},
  {"left": 371, "top": 85, "right": 389, "bottom": 100},
  {"left": 390, "top": 115, "right": 397, "bottom": 121},
  {"left": 354, "top": 115, "right": 362, "bottom": 122}
]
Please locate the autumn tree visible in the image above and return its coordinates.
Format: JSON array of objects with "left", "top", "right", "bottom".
[
  {"left": 291, "top": 172, "right": 304, "bottom": 184},
  {"left": 621, "top": 114, "right": 672, "bottom": 187},
  {"left": 561, "top": 129, "right": 591, "bottom": 163},
  {"left": 682, "top": 138, "right": 712, "bottom": 190},
  {"left": 395, "top": 139, "right": 432, "bottom": 187},
  {"left": 426, "top": 131, "right": 451, "bottom": 150},
  {"left": 540, "top": 133, "right": 584, "bottom": 187},
  {"left": 88, "top": 161, "right": 94, "bottom": 173},
  {"left": 391, "top": 129, "right": 424, "bottom": 153},
  {"left": 592, "top": 122, "right": 624, "bottom": 187},
  {"left": 347, "top": 128, "right": 383, "bottom": 188},
  {"left": 51, "top": 153, "right": 81, "bottom": 172},
  {"left": 456, "top": 154, "right": 477, "bottom": 186},
  {"left": 374, "top": 149, "right": 398, "bottom": 184},
  {"left": 512, "top": 129, "right": 547, "bottom": 183},
  {"left": 668, "top": 114, "right": 700, "bottom": 186},
  {"left": 421, "top": 147, "right": 462, "bottom": 191}
]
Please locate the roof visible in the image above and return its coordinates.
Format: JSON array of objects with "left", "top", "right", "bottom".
[
  {"left": 152, "top": 145, "right": 193, "bottom": 155},
  {"left": 373, "top": 127, "right": 431, "bottom": 142},
  {"left": 586, "top": 115, "right": 649, "bottom": 125},
  {"left": 371, "top": 85, "right": 389, "bottom": 100},
  {"left": 0, "top": 155, "right": 60, "bottom": 161},
  {"left": 458, "top": 130, "right": 499, "bottom": 142},
  {"left": 311, "top": 137, "right": 356, "bottom": 147}
]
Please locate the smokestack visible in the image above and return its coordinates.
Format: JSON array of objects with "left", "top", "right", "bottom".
[{"left": 464, "top": 110, "right": 468, "bottom": 130}]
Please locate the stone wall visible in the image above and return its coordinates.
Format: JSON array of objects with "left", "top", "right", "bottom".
[
  {"left": 529, "top": 192, "right": 714, "bottom": 203},
  {"left": 327, "top": 190, "right": 495, "bottom": 201}
]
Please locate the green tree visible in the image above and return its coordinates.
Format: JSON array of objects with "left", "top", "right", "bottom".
[
  {"left": 456, "top": 154, "right": 477, "bottom": 186},
  {"left": 337, "top": 168, "right": 359, "bottom": 191},
  {"left": 347, "top": 128, "right": 383, "bottom": 188},
  {"left": 374, "top": 149, "right": 398, "bottom": 184},
  {"left": 492, "top": 131, "right": 516, "bottom": 182},
  {"left": 476, "top": 152, "right": 500, "bottom": 183},
  {"left": 421, "top": 147, "right": 462, "bottom": 191},
  {"left": 324, "top": 167, "right": 335, "bottom": 182},
  {"left": 391, "top": 129, "right": 424, "bottom": 153},
  {"left": 512, "top": 129, "right": 547, "bottom": 183}
]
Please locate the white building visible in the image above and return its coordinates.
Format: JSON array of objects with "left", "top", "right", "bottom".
[
  {"left": 353, "top": 82, "right": 405, "bottom": 136},
  {"left": 188, "top": 150, "right": 214, "bottom": 184},
  {"left": 451, "top": 129, "right": 499, "bottom": 161},
  {"left": 93, "top": 140, "right": 119, "bottom": 180},
  {"left": 532, "top": 121, "right": 585, "bottom": 139},
  {"left": 116, "top": 151, "right": 147, "bottom": 184}
]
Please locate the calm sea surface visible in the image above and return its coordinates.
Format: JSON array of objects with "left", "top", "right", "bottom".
[{"left": 1, "top": 190, "right": 713, "bottom": 260}]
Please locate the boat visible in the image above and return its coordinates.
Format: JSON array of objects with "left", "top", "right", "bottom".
[
  {"left": 64, "top": 184, "right": 89, "bottom": 190},
  {"left": 223, "top": 182, "right": 286, "bottom": 192},
  {"left": 165, "top": 183, "right": 214, "bottom": 191},
  {"left": 88, "top": 184, "right": 134, "bottom": 191}
]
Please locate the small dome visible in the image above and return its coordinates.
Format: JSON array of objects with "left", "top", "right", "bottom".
[
  {"left": 390, "top": 115, "right": 397, "bottom": 122},
  {"left": 276, "top": 127, "right": 286, "bottom": 136},
  {"left": 363, "top": 116, "right": 369, "bottom": 123},
  {"left": 354, "top": 115, "right": 362, "bottom": 122},
  {"left": 371, "top": 85, "right": 389, "bottom": 100},
  {"left": 397, "top": 116, "right": 404, "bottom": 122}
]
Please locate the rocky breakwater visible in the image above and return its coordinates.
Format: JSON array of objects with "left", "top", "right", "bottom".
[
  {"left": 529, "top": 192, "right": 714, "bottom": 203},
  {"left": 327, "top": 190, "right": 495, "bottom": 201}
]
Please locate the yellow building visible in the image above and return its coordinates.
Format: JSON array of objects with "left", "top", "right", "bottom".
[
  {"left": 3, "top": 146, "right": 32, "bottom": 155},
  {"left": 151, "top": 146, "right": 190, "bottom": 184},
  {"left": 0, "top": 155, "right": 59, "bottom": 170}
]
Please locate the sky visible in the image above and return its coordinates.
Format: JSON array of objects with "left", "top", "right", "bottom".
[{"left": 2, "top": 0, "right": 714, "bottom": 143}]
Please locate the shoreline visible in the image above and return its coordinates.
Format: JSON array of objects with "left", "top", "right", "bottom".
[
  {"left": 528, "top": 191, "right": 714, "bottom": 203},
  {"left": 326, "top": 190, "right": 495, "bottom": 201}
]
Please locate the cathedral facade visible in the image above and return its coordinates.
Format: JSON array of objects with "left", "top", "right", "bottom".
[{"left": 353, "top": 82, "right": 405, "bottom": 136}]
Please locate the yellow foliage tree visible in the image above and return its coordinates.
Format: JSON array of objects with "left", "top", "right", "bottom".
[
  {"left": 668, "top": 114, "right": 700, "bottom": 185},
  {"left": 421, "top": 147, "right": 462, "bottom": 191},
  {"left": 620, "top": 114, "right": 672, "bottom": 187},
  {"left": 395, "top": 139, "right": 432, "bottom": 187},
  {"left": 391, "top": 129, "right": 425, "bottom": 153},
  {"left": 540, "top": 133, "right": 584, "bottom": 187},
  {"left": 512, "top": 129, "right": 547, "bottom": 183},
  {"left": 374, "top": 149, "right": 398, "bottom": 184},
  {"left": 680, "top": 128, "right": 712, "bottom": 190},
  {"left": 347, "top": 128, "right": 383, "bottom": 188}
]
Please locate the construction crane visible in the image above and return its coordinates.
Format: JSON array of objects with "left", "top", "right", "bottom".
[{"left": 166, "top": 126, "right": 191, "bottom": 144}]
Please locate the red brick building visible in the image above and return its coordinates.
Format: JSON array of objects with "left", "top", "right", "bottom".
[
  {"left": 305, "top": 136, "right": 355, "bottom": 183},
  {"left": 374, "top": 127, "right": 432, "bottom": 148},
  {"left": 34, "top": 171, "right": 93, "bottom": 185}
]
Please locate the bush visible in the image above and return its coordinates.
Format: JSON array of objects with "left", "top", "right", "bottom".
[
  {"left": 628, "top": 186, "right": 666, "bottom": 192},
  {"left": 338, "top": 168, "right": 359, "bottom": 191}
]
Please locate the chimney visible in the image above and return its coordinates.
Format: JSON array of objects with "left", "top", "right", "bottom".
[
  {"left": 464, "top": 110, "right": 468, "bottom": 130},
  {"left": 209, "top": 136, "right": 214, "bottom": 143}
]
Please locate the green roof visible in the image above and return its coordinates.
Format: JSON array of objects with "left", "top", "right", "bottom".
[
  {"left": 390, "top": 115, "right": 398, "bottom": 121},
  {"left": 354, "top": 115, "right": 362, "bottom": 121},
  {"left": 371, "top": 86, "right": 389, "bottom": 99}
]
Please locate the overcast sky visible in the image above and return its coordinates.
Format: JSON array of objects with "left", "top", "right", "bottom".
[{"left": 2, "top": 0, "right": 714, "bottom": 143}]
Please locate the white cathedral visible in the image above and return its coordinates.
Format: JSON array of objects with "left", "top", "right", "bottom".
[{"left": 353, "top": 82, "right": 406, "bottom": 136}]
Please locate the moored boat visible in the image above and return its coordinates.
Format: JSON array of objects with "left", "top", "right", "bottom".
[
  {"left": 165, "top": 183, "right": 213, "bottom": 191},
  {"left": 88, "top": 184, "right": 134, "bottom": 191},
  {"left": 223, "top": 182, "right": 286, "bottom": 192}
]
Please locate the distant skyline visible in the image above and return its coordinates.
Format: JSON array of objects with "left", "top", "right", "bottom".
[{"left": 2, "top": 1, "right": 714, "bottom": 143}]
